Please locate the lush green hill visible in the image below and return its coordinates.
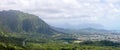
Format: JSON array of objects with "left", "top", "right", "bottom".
[
  {"left": 0, "top": 10, "right": 68, "bottom": 41},
  {"left": 0, "top": 10, "right": 59, "bottom": 35},
  {"left": 0, "top": 10, "right": 65, "bottom": 49}
]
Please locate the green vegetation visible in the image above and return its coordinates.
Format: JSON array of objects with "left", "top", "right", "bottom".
[
  {"left": 0, "top": 35, "right": 120, "bottom": 50},
  {"left": 0, "top": 10, "right": 120, "bottom": 50},
  {"left": 80, "top": 40, "right": 120, "bottom": 47}
]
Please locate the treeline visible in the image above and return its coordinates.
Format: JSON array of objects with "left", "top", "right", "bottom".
[
  {"left": 80, "top": 40, "right": 120, "bottom": 47},
  {"left": 0, "top": 39, "right": 120, "bottom": 50},
  {"left": 0, "top": 43, "right": 23, "bottom": 50},
  {"left": 24, "top": 40, "right": 120, "bottom": 50},
  {"left": 0, "top": 33, "right": 120, "bottom": 50}
]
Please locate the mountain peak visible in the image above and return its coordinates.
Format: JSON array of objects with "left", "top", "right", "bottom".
[{"left": 0, "top": 10, "right": 59, "bottom": 35}]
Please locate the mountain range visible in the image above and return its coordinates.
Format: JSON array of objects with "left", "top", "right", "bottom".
[
  {"left": 0, "top": 10, "right": 68, "bottom": 41},
  {"left": 0, "top": 10, "right": 119, "bottom": 37}
]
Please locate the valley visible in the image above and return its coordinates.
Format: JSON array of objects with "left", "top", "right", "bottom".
[{"left": 0, "top": 10, "right": 120, "bottom": 50}]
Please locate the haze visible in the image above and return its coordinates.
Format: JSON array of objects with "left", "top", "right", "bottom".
[{"left": 0, "top": 0, "right": 120, "bottom": 30}]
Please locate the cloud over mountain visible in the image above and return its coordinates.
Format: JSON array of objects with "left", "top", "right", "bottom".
[{"left": 0, "top": 0, "right": 120, "bottom": 30}]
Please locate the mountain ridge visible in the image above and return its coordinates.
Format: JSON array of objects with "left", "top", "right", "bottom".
[{"left": 0, "top": 10, "right": 62, "bottom": 36}]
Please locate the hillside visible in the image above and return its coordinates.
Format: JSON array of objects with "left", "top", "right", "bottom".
[
  {"left": 0, "top": 10, "right": 70, "bottom": 45},
  {"left": 0, "top": 10, "right": 61, "bottom": 35},
  {"left": 0, "top": 10, "right": 66, "bottom": 49}
]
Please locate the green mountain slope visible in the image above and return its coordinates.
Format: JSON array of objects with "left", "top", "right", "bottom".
[
  {"left": 0, "top": 10, "right": 66, "bottom": 49},
  {"left": 0, "top": 10, "right": 59, "bottom": 35}
]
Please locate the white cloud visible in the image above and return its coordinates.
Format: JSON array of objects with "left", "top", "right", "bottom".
[{"left": 0, "top": 0, "right": 120, "bottom": 30}]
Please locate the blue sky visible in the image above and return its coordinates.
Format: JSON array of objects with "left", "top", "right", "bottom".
[{"left": 0, "top": 0, "right": 120, "bottom": 30}]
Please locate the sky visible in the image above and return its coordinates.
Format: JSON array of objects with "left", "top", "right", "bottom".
[{"left": 0, "top": 0, "right": 120, "bottom": 30}]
